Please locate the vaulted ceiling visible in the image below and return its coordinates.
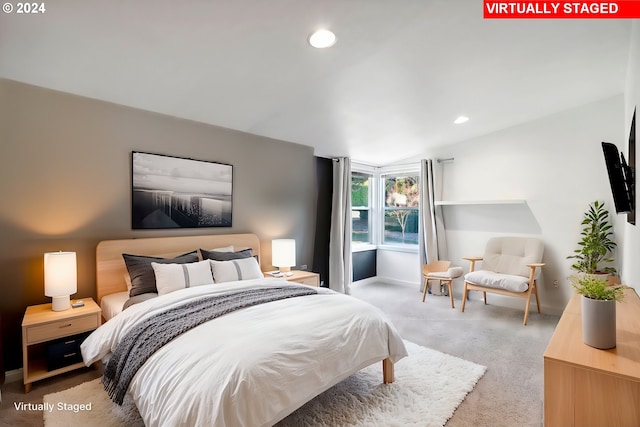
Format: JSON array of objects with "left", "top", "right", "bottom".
[{"left": 0, "top": 1, "right": 632, "bottom": 165}]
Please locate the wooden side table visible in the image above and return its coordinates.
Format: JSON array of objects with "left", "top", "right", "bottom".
[
  {"left": 284, "top": 270, "right": 320, "bottom": 287},
  {"left": 543, "top": 288, "right": 640, "bottom": 426},
  {"left": 265, "top": 270, "right": 320, "bottom": 287},
  {"left": 22, "top": 297, "right": 101, "bottom": 392}
]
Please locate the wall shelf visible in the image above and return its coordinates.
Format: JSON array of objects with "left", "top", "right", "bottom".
[{"left": 434, "top": 199, "right": 526, "bottom": 206}]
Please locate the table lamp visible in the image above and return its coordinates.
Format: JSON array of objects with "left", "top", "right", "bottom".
[
  {"left": 272, "top": 239, "right": 296, "bottom": 274},
  {"left": 44, "top": 251, "right": 77, "bottom": 311}
]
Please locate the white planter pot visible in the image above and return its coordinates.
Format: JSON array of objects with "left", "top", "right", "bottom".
[{"left": 581, "top": 295, "right": 616, "bottom": 349}]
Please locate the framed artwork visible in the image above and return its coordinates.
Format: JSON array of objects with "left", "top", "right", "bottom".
[{"left": 131, "top": 151, "right": 233, "bottom": 229}]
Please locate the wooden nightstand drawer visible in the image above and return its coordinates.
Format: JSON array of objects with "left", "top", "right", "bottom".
[
  {"left": 291, "top": 276, "right": 319, "bottom": 286},
  {"left": 264, "top": 270, "right": 320, "bottom": 286},
  {"left": 46, "top": 332, "right": 90, "bottom": 371},
  {"left": 284, "top": 271, "right": 320, "bottom": 287},
  {"left": 26, "top": 314, "right": 98, "bottom": 344}
]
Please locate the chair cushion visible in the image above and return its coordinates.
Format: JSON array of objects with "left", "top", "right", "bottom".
[
  {"left": 482, "top": 237, "right": 544, "bottom": 278},
  {"left": 427, "top": 266, "right": 464, "bottom": 279},
  {"left": 465, "top": 270, "right": 529, "bottom": 292}
]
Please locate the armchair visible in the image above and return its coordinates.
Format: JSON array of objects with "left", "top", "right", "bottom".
[
  {"left": 461, "top": 237, "right": 544, "bottom": 325},
  {"left": 421, "top": 260, "right": 449, "bottom": 302},
  {"left": 421, "top": 261, "right": 464, "bottom": 308}
]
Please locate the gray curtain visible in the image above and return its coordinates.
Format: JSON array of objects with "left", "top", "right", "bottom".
[
  {"left": 418, "top": 159, "right": 448, "bottom": 285},
  {"left": 329, "top": 157, "right": 352, "bottom": 294}
]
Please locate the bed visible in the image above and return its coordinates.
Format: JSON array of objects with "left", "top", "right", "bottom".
[{"left": 81, "top": 233, "right": 407, "bottom": 427}]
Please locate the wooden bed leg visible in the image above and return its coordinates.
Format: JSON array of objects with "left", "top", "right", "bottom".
[{"left": 382, "top": 358, "right": 394, "bottom": 384}]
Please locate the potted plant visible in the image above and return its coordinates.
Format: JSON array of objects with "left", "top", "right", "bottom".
[
  {"left": 570, "top": 275, "right": 625, "bottom": 349},
  {"left": 567, "top": 200, "right": 617, "bottom": 278}
]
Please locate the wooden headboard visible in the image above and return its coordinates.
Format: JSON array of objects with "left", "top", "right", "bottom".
[{"left": 96, "top": 234, "right": 261, "bottom": 304}]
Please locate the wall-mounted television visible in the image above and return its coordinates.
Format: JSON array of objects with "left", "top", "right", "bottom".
[
  {"left": 602, "top": 141, "right": 634, "bottom": 214},
  {"left": 627, "top": 109, "right": 636, "bottom": 225}
]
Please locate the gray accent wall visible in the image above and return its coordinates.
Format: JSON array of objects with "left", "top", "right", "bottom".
[
  {"left": 0, "top": 78, "right": 317, "bottom": 370},
  {"left": 353, "top": 250, "right": 376, "bottom": 282}
]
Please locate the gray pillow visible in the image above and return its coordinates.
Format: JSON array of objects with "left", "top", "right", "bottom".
[
  {"left": 123, "top": 251, "right": 199, "bottom": 297},
  {"left": 123, "top": 293, "right": 158, "bottom": 310},
  {"left": 199, "top": 248, "right": 253, "bottom": 261}
]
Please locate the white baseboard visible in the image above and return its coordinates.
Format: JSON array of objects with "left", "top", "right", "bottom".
[
  {"left": 351, "top": 277, "right": 379, "bottom": 286},
  {"left": 5, "top": 368, "right": 22, "bottom": 384}
]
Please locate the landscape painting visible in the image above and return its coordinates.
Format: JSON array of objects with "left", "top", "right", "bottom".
[{"left": 132, "top": 151, "right": 233, "bottom": 229}]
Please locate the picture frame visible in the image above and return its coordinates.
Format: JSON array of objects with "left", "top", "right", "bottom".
[{"left": 131, "top": 151, "right": 233, "bottom": 229}]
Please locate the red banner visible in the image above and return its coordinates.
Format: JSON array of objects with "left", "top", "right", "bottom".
[{"left": 484, "top": 1, "right": 640, "bottom": 18}]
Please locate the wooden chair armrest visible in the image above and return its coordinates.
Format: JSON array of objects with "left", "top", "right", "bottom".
[
  {"left": 526, "top": 263, "right": 544, "bottom": 285},
  {"left": 463, "top": 257, "right": 483, "bottom": 273}
]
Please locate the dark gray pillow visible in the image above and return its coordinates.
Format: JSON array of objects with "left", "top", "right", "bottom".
[
  {"left": 123, "top": 251, "right": 198, "bottom": 297},
  {"left": 123, "top": 293, "right": 158, "bottom": 310},
  {"left": 199, "top": 248, "right": 253, "bottom": 261}
]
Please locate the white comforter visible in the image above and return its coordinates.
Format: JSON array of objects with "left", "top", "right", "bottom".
[{"left": 81, "top": 279, "right": 407, "bottom": 427}]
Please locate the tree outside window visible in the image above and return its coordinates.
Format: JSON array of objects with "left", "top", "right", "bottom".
[{"left": 384, "top": 174, "right": 419, "bottom": 245}]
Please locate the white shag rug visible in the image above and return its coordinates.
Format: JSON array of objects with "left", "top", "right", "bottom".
[{"left": 44, "top": 341, "right": 486, "bottom": 427}]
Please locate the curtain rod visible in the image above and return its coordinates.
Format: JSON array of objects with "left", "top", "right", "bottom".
[
  {"left": 352, "top": 160, "right": 419, "bottom": 169},
  {"left": 351, "top": 158, "right": 454, "bottom": 168}
]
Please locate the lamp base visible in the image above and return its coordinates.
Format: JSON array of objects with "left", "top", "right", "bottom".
[
  {"left": 279, "top": 266, "right": 292, "bottom": 272},
  {"left": 51, "top": 295, "right": 71, "bottom": 311}
]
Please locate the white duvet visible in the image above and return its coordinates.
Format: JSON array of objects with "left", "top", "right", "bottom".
[{"left": 81, "top": 279, "right": 407, "bottom": 427}]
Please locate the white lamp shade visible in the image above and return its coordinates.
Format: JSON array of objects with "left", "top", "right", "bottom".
[
  {"left": 272, "top": 239, "right": 296, "bottom": 271},
  {"left": 44, "top": 252, "right": 77, "bottom": 311}
]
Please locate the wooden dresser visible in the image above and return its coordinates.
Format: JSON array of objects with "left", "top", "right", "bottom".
[{"left": 543, "top": 288, "right": 640, "bottom": 427}]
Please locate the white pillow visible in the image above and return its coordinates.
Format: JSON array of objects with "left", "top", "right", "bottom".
[
  {"left": 151, "top": 260, "right": 214, "bottom": 295},
  {"left": 209, "top": 258, "right": 264, "bottom": 283},
  {"left": 210, "top": 245, "right": 234, "bottom": 252}
]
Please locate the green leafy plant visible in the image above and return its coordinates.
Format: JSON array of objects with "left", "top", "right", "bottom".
[
  {"left": 570, "top": 275, "right": 625, "bottom": 301},
  {"left": 567, "top": 200, "right": 617, "bottom": 275}
]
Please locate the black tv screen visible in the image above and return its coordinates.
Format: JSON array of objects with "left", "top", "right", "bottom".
[{"left": 602, "top": 141, "right": 633, "bottom": 213}]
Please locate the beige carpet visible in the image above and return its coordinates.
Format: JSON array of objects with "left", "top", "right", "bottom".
[{"left": 43, "top": 341, "right": 485, "bottom": 427}]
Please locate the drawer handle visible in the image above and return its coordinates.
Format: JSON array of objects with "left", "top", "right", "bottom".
[
  {"left": 64, "top": 340, "right": 75, "bottom": 344},
  {"left": 59, "top": 323, "right": 73, "bottom": 328},
  {"left": 63, "top": 352, "right": 77, "bottom": 358}
]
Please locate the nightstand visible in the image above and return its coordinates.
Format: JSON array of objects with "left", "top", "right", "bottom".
[
  {"left": 283, "top": 270, "right": 320, "bottom": 287},
  {"left": 22, "top": 297, "right": 101, "bottom": 392}
]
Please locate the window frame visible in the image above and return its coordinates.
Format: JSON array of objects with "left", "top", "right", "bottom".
[
  {"left": 350, "top": 163, "right": 420, "bottom": 253},
  {"left": 351, "top": 170, "right": 374, "bottom": 248},
  {"left": 380, "top": 171, "right": 420, "bottom": 249}
]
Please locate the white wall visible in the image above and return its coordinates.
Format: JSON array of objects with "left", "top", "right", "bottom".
[
  {"left": 621, "top": 21, "right": 640, "bottom": 292},
  {"left": 377, "top": 248, "right": 421, "bottom": 287},
  {"left": 378, "top": 95, "right": 625, "bottom": 315}
]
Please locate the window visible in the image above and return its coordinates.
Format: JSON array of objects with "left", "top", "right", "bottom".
[
  {"left": 352, "top": 172, "right": 372, "bottom": 244},
  {"left": 349, "top": 166, "right": 420, "bottom": 250},
  {"left": 383, "top": 174, "right": 419, "bottom": 245}
]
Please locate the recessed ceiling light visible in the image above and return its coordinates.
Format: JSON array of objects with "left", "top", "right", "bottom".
[
  {"left": 454, "top": 116, "right": 469, "bottom": 124},
  {"left": 308, "top": 29, "right": 336, "bottom": 48}
]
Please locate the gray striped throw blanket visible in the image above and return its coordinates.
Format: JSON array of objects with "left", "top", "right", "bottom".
[{"left": 103, "top": 285, "right": 318, "bottom": 405}]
